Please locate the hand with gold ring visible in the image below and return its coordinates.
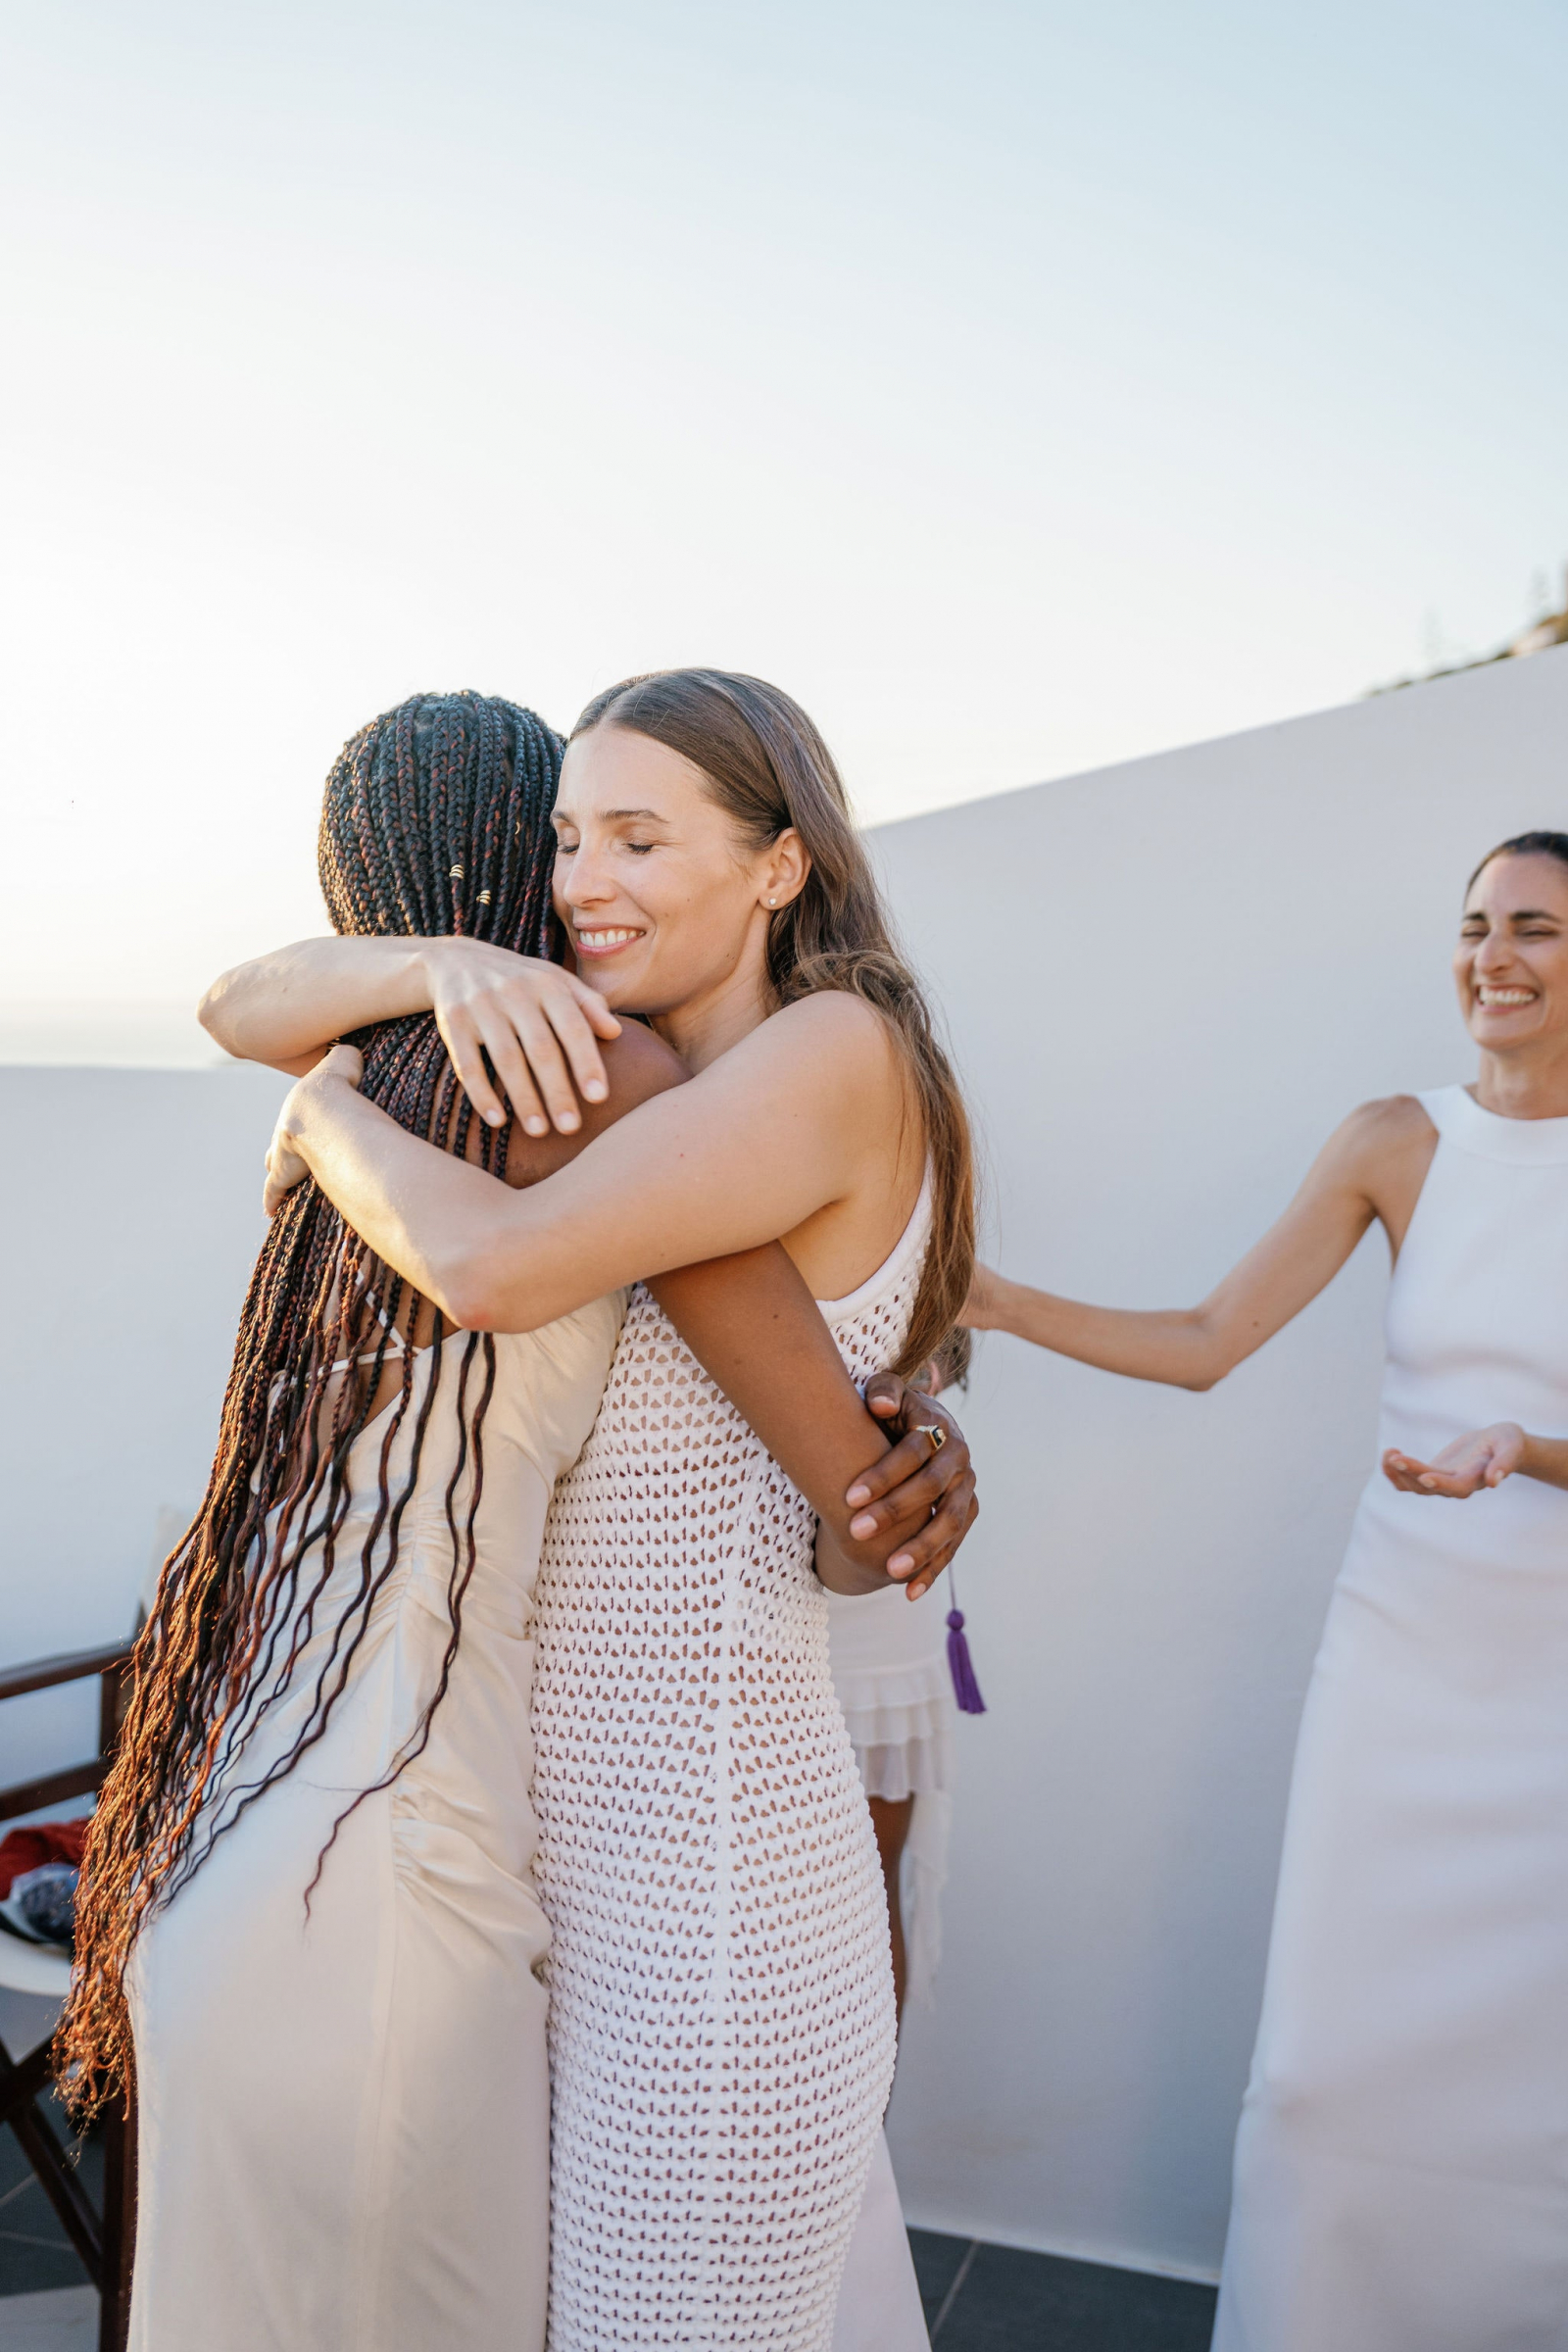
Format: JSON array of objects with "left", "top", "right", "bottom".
[{"left": 841, "top": 1376, "right": 978, "bottom": 1602}]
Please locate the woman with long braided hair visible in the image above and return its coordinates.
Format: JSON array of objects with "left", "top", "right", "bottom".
[
  {"left": 67, "top": 689, "right": 975, "bottom": 2352},
  {"left": 219, "top": 670, "right": 978, "bottom": 2352}
]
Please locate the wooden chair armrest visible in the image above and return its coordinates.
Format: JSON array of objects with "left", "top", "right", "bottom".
[{"left": 0, "top": 1643, "right": 134, "bottom": 1707}]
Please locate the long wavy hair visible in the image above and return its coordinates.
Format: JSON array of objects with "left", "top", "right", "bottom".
[
  {"left": 62, "top": 691, "right": 564, "bottom": 2117},
  {"left": 571, "top": 669, "right": 975, "bottom": 1377}
]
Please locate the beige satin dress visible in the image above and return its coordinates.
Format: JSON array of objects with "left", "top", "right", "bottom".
[{"left": 126, "top": 1296, "right": 624, "bottom": 2352}]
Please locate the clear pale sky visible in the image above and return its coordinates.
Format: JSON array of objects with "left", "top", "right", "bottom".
[{"left": 4, "top": 0, "right": 1565, "bottom": 1004}]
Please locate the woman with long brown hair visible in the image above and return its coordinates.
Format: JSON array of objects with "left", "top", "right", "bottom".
[
  {"left": 66, "top": 688, "right": 973, "bottom": 2352},
  {"left": 246, "top": 669, "right": 977, "bottom": 2350}
]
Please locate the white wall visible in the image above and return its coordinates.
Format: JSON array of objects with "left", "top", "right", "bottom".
[
  {"left": 0, "top": 644, "right": 1563, "bottom": 2272},
  {"left": 0, "top": 1063, "right": 287, "bottom": 1788},
  {"left": 878, "top": 643, "right": 1568, "bottom": 2277}
]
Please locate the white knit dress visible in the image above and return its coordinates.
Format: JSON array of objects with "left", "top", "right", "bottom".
[{"left": 533, "top": 1185, "right": 935, "bottom": 2351}]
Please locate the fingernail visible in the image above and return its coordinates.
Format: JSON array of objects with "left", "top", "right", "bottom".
[
  {"left": 845, "top": 1484, "right": 870, "bottom": 1506},
  {"left": 1419, "top": 1475, "right": 1436, "bottom": 1489},
  {"left": 557, "top": 1113, "right": 581, "bottom": 1133},
  {"left": 888, "top": 1552, "right": 913, "bottom": 1575},
  {"left": 487, "top": 1109, "right": 506, "bottom": 1127},
  {"left": 585, "top": 1082, "right": 608, "bottom": 1102},
  {"left": 525, "top": 1115, "right": 548, "bottom": 1136},
  {"left": 850, "top": 1513, "right": 876, "bottom": 1539}
]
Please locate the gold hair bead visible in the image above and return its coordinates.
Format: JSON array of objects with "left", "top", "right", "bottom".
[
  {"left": 478, "top": 890, "right": 492, "bottom": 906},
  {"left": 450, "top": 864, "right": 465, "bottom": 880}
]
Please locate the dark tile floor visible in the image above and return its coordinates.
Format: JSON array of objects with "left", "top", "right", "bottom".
[
  {"left": 0, "top": 2093, "right": 97, "bottom": 2298},
  {"left": 911, "top": 2228, "right": 1217, "bottom": 2351},
  {"left": 0, "top": 2130, "right": 1220, "bottom": 2352}
]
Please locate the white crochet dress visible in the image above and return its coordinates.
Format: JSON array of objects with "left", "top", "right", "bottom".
[{"left": 533, "top": 1182, "right": 933, "bottom": 2350}]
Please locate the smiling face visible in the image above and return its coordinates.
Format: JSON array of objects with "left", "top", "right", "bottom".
[
  {"left": 549, "top": 723, "right": 808, "bottom": 1053},
  {"left": 1455, "top": 852, "right": 1568, "bottom": 1061}
]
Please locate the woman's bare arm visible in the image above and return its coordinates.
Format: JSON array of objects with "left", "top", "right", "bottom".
[
  {"left": 265, "top": 995, "right": 899, "bottom": 1330},
  {"left": 966, "top": 1098, "right": 1438, "bottom": 1390},
  {"left": 306, "top": 1017, "right": 975, "bottom": 1598},
  {"left": 651, "top": 1251, "right": 977, "bottom": 1599},
  {"left": 200, "top": 935, "right": 620, "bottom": 1134}
]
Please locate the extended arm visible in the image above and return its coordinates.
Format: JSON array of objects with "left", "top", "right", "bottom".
[{"left": 966, "top": 1099, "right": 1436, "bottom": 1390}]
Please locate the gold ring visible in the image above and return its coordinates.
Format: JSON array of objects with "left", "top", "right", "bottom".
[{"left": 915, "top": 1422, "right": 947, "bottom": 1456}]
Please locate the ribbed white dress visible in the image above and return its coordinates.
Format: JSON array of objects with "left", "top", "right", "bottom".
[
  {"left": 1214, "top": 1086, "right": 1568, "bottom": 2351},
  {"left": 533, "top": 1185, "right": 936, "bottom": 2351}
]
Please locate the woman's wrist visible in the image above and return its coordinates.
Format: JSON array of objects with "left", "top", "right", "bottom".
[
  {"left": 965, "top": 1266, "right": 1019, "bottom": 1335},
  {"left": 1517, "top": 1429, "right": 1568, "bottom": 1489},
  {"left": 265, "top": 1044, "right": 367, "bottom": 1216},
  {"left": 410, "top": 938, "right": 447, "bottom": 1004},
  {"left": 982, "top": 1272, "right": 1026, "bottom": 1336}
]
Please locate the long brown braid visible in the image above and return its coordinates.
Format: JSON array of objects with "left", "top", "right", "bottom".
[{"left": 61, "top": 691, "right": 564, "bottom": 2117}]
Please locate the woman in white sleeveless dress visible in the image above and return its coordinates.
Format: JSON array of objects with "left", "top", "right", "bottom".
[
  {"left": 67, "top": 692, "right": 973, "bottom": 2352},
  {"left": 966, "top": 830, "right": 1568, "bottom": 2349},
  {"left": 828, "top": 1338, "right": 971, "bottom": 2019},
  {"left": 265, "top": 670, "right": 979, "bottom": 2350}
]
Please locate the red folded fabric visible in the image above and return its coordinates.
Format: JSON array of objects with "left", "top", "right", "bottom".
[{"left": 0, "top": 1821, "right": 89, "bottom": 1898}]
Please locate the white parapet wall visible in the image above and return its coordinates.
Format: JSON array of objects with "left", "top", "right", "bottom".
[
  {"left": 0, "top": 644, "right": 1562, "bottom": 2273},
  {"left": 0, "top": 1061, "right": 289, "bottom": 1788}
]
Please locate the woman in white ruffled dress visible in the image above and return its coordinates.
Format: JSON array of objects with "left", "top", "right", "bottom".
[{"left": 828, "top": 1335, "right": 973, "bottom": 2020}]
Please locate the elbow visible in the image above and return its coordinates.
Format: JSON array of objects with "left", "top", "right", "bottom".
[
  {"left": 1175, "top": 1311, "right": 1230, "bottom": 1393},
  {"left": 196, "top": 972, "right": 238, "bottom": 1051},
  {"left": 430, "top": 1237, "right": 525, "bottom": 1336},
  {"left": 434, "top": 1264, "right": 504, "bottom": 1335}
]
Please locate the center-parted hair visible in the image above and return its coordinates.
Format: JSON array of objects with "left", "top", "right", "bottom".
[
  {"left": 1466, "top": 831, "right": 1568, "bottom": 895},
  {"left": 63, "top": 691, "right": 564, "bottom": 2115},
  {"left": 571, "top": 669, "right": 975, "bottom": 1377}
]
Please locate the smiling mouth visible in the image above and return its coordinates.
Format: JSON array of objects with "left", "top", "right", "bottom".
[
  {"left": 1476, "top": 985, "right": 1539, "bottom": 1008},
  {"left": 573, "top": 926, "right": 646, "bottom": 958}
]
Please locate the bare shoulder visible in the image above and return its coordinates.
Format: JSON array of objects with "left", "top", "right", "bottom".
[
  {"left": 744, "top": 990, "right": 902, "bottom": 1089},
  {"left": 1335, "top": 1092, "right": 1437, "bottom": 1157},
  {"left": 595, "top": 1020, "right": 689, "bottom": 1110},
  {"left": 1318, "top": 1094, "right": 1439, "bottom": 1197}
]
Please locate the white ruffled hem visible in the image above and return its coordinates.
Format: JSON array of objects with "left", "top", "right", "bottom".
[
  {"left": 829, "top": 1599, "right": 956, "bottom": 2006},
  {"left": 834, "top": 1657, "right": 954, "bottom": 1767},
  {"left": 852, "top": 1708, "right": 954, "bottom": 1803}
]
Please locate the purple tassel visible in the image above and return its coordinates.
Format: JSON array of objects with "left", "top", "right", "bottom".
[{"left": 946, "top": 1607, "right": 987, "bottom": 1716}]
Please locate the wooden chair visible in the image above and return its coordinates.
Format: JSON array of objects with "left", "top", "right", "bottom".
[{"left": 0, "top": 1641, "right": 135, "bottom": 2352}]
